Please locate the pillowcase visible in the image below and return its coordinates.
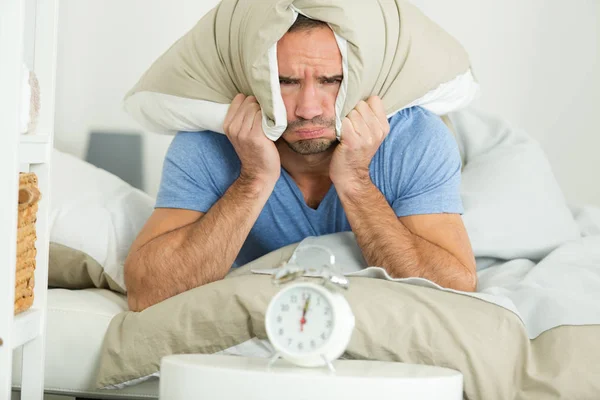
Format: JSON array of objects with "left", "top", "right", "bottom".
[
  {"left": 50, "top": 149, "right": 154, "bottom": 291},
  {"left": 48, "top": 242, "right": 125, "bottom": 294},
  {"left": 124, "top": 0, "right": 479, "bottom": 139},
  {"left": 94, "top": 243, "right": 600, "bottom": 399}
]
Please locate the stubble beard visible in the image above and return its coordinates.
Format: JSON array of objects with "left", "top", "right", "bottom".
[
  {"left": 282, "top": 117, "right": 337, "bottom": 155},
  {"left": 285, "top": 137, "right": 337, "bottom": 155}
]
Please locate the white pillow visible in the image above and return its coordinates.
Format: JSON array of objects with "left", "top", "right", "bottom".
[
  {"left": 50, "top": 149, "right": 154, "bottom": 291},
  {"left": 449, "top": 109, "right": 581, "bottom": 261}
]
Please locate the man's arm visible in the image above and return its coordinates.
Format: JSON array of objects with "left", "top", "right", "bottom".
[
  {"left": 126, "top": 94, "right": 280, "bottom": 311},
  {"left": 125, "top": 176, "right": 275, "bottom": 312},
  {"left": 336, "top": 180, "right": 476, "bottom": 291},
  {"left": 330, "top": 97, "right": 476, "bottom": 291}
]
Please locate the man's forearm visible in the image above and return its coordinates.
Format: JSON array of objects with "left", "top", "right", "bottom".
[
  {"left": 337, "top": 179, "right": 476, "bottom": 292},
  {"left": 126, "top": 176, "right": 274, "bottom": 311}
]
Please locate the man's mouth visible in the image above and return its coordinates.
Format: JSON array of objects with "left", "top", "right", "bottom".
[{"left": 295, "top": 127, "right": 327, "bottom": 139}]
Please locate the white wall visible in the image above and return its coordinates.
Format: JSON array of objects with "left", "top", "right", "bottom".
[
  {"left": 412, "top": 0, "right": 600, "bottom": 207},
  {"left": 54, "top": 0, "right": 216, "bottom": 194},
  {"left": 55, "top": 0, "right": 600, "bottom": 206}
]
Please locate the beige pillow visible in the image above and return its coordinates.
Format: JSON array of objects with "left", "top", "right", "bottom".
[
  {"left": 49, "top": 242, "right": 126, "bottom": 294},
  {"left": 94, "top": 244, "right": 600, "bottom": 399},
  {"left": 124, "top": 0, "right": 479, "bottom": 139}
]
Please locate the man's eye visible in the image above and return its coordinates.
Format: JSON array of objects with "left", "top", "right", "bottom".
[
  {"left": 324, "top": 79, "right": 342, "bottom": 85},
  {"left": 279, "top": 79, "right": 297, "bottom": 85}
]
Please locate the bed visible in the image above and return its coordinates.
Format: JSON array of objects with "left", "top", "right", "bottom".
[{"left": 11, "top": 106, "right": 600, "bottom": 399}]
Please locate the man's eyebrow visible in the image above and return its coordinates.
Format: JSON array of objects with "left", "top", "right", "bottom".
[
  {"left": 321, "top": 74, "right": 343, "bottom": 80},
  {"left": 278, "top": 74, "right": 344, "bottom": 80}
]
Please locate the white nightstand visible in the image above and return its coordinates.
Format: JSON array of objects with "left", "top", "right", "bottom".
[{"left": 160, "top": 354, "right": 463, "bottom": 400}]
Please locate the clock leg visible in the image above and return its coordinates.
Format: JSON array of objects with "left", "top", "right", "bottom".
[
  {"left": 267, "top": 351, "right": 281, "bottom": 370},
  {"left": 321, "top": 355, "right": 336, "bottom": 374}
]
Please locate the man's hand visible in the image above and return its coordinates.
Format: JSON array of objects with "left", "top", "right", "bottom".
[
  {"left": 330, "top": 96, "right": 390, "bottom": 194},
  {"left": 224, "top": 94, "right": 281, "bottom": 185},
  {"left": 126, "top": 95, "right": 282, "bottom": 311}
]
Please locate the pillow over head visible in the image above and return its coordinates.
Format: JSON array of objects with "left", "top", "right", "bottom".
[{"left": 124, "top": 0, "right": 479, "bottom": 139}]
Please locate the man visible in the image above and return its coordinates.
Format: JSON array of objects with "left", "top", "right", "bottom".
[{"left": 124, "top": 16, "right": 476, "bottom": 312}]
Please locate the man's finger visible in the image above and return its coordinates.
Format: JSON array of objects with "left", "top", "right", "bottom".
[
  {"left": 348, "top": 105, "right": 370, "bottom": 139},
  {"left": 240, "top": 102, "right": 261, "bottom": 137},
  {"left": 341, "top": 117, "right": 356, "bottom": 142},
  {"left": 232, "top": 95, "right": 256, "bottom": 124},
  {"left": 251, "top": 109, "right": 265, "bottom": 135},
  {"left": 224, "top": 94, "right": 246, "bottom": 132},
  {"left": 243, "top": 95, "right": 258, "bottom": 105},
  {"left": 366, "top": 96, "right": 390, "bottom": 135},
  {"left": 356, "top": 100, "right": 383, "bottom": 138}
]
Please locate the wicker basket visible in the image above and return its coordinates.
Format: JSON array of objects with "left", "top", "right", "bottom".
[{"left": 15, "top": 172, "right": 41, "bottom": 315}]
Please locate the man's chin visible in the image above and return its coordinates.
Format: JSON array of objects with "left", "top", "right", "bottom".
[{"left": 284, "top": 138, "right": 337, "bottom": 155}]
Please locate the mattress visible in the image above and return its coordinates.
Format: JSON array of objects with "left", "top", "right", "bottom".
[
  {"left": 12, "top": 288, "right": 158, "bottom": 399},
  {"left": 11, "top": 287, "right": 272, "bottom": 398}
]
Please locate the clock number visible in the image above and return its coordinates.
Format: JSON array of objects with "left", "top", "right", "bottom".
[
  {"left": 298, "top": 342, "right": 304, "bottom": 351},
  {"left": 324, "top": 307, "right": 330, "bottom": 316},
  {"left": 281, "top": 304, "right": 290, "bottom": 312},
  {"left": 277, "top": 316, "right": 282, "bottom": 323},
  {"left": 278, "top": 328, "right": 284, "bottom": 336},
  {"left": 290, "top": 295, "right": 298, "bottom": 304},
  {"left": 326, "top": 320, "right": 332, "bottom": 328},
  {"left": 310, "top": 340, "right": 316, "bottom": 349},
  {"left": 320, "top": 332, "right": 327, "bottom": 340},
  {"left": 288, "top": 338, "right": 293, "bottom": 346},
  {"left": 302, "top": 292, "right": 308, "bottom": 300},
  {"left": 316, "top": 297, "right": 321, "bottom": 306}
]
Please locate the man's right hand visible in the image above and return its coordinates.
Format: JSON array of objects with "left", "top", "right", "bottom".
[
  {"left": 223, "top": 94, "right": 281, "bottom": 185},
  {"left": 126, "top": 94, "right": 281, "bottom": 311}
]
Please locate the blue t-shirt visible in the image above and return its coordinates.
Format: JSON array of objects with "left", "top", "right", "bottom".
[{"left": 156, "top": 106, "right": 463, "bottom": 267}]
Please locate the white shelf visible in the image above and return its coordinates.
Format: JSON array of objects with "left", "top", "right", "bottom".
[
  {"left": 19, "top": 134, "right": 52, "bottom": 164},
  {"left": 20, "top": 134, "right": 51, "bottom": 144},
  {"left": 1, "top": 0, "right": 59, "bottom": 397},
  {"left": 11, "top": 308, "right": 43, "bottom": 350}
]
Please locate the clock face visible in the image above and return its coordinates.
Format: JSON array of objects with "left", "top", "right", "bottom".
[{"left": 268, "top": 286, "right": 334, "bottom": 354}]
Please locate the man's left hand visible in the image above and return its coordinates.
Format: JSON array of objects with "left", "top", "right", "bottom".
[{"left": 330, "top": 96, "right": 390, "bottom": 194}]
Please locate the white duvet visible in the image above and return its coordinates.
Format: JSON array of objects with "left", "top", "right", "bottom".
[{"left": 260, "top": 227, "right": 600, "bottom": 340}]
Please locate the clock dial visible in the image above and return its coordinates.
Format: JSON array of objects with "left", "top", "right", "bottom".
[{"left": 269, "top": 286, "right": 334, "bottom": 354}]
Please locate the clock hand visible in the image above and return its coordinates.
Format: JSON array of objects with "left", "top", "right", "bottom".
[{"left": 300, "top": 295, "right": 310, "bottom": 332}]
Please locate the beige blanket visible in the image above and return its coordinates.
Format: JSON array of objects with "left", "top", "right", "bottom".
[{"left": 95, "top": 244, "right": 600, "bottom": 399}]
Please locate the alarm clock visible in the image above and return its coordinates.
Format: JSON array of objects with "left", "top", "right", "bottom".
[{"left": 265, "top": 245, "right": 355, "bottom": 369}]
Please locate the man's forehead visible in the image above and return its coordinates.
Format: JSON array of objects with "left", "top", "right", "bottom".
[{"left": 277, "top": 28, "right": 342, "bottom": 72}]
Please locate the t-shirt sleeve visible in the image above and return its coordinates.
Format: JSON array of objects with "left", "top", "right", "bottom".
[
  {"left": 389, "top": 108, "right": 464, "bottom": 217},
  {"left": 155, "top": 131, "right": 236, "bottom": 213}
]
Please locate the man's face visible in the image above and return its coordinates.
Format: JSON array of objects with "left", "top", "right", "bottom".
[{"left": 276, "top": 27, "right": 342, "bottom": 155}]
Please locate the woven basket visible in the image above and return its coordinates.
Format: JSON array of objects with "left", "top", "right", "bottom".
[{"left": 15, "top": 172, "right": 40, "bottom": 315}]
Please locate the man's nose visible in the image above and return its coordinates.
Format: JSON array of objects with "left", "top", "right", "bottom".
[{"left": 295, "top": 83, "right": 323, "bottom": 121}]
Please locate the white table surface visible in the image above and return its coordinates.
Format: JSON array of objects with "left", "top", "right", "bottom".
[{"left": 160, "top": 354, "right": 463, "bottom": 400}]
